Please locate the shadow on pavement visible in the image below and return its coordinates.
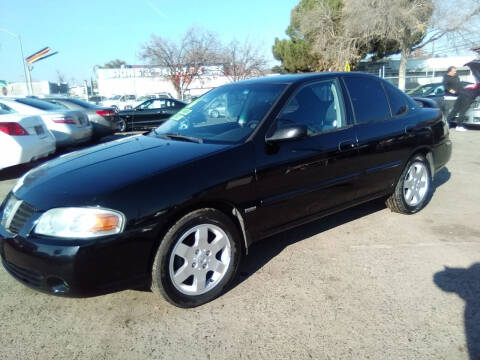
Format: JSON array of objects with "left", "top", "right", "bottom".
[
  {"left": 434, "top": 264, "right": 480, "bottom": 360},
  {"left": 232, "top": 167, "right": 452, "bottom": 290},
  {"left": 232, "top": 197, "right": 387, "bottom": 288},
  {"left": 432, "top": 167, "right": 451, "bottom": 190}
]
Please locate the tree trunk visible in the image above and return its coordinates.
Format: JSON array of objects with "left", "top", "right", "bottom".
[{"left": 398, "top": 48, "right": 410, "bottom": 91}]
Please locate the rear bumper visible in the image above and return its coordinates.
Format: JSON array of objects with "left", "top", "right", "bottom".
[
  {"left": 51, "top": 124, "right": 93, "bottom": 146},
  {"left": 463, "top": 108, "right": 480, "bottom": 126},
  {"left": 432, "top": 137, "right": 452, "bottom": 173},
  {"left": 0, "top": 135, "right": 56, "bottom": 170}
]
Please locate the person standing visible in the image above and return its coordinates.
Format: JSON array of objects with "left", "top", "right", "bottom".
[{"left": 443, "top": 66, "right": 475, "bottom": 131}]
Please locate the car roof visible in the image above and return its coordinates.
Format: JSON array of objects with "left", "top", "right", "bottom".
[{"left": 228, "top": 72, "right": 381, "bottom": 87}]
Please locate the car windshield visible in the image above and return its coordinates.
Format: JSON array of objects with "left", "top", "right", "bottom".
[
  {"left": 151, "top": 83, "right": 286, "bottom": 144},
  {"left": 407, "top": 84, "right": 436, "bottom": 96},
  {"left": 15, "top": 98, "right": 64, "bottom": 111}
]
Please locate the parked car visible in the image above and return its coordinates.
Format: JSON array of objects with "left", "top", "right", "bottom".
[
  {"left": 129, "top": 93, "right": 174, "bottom": 108},
  {"left": 117, "top": 98, "right": 186, "bottom": 131},
  {"left": 87, "top": 96, "right": 107, "bottom": 105},
  {"left": 407, "top": 61, "right": 480, "bottom": 127},
  {"left": 44, "top": 98, "right": 121, "bottom": 139},
  {"left": 0, "top": 98, "right": 92, "bottom": 147},
  {"left": 100, "top": 95, "right": 137, "bottom": 110},
  {"left": 0, "top": 111, "right": 56, "bottom": 170},
  {"left": 0, "top": 72, "right": 451, "bottom": 307}
]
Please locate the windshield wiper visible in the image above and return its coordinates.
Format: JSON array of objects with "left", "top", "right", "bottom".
[{"left": 158, "top": 133, "right": 203, "bottom": 144}]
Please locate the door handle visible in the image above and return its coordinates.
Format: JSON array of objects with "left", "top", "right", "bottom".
[{"left": 338, "top": 140, "right": 357, "bottom": 152}]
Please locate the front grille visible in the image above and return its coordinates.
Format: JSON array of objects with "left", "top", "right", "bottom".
[
  {"left": 2, "top": 259, "right": 43, "bottom": 287},
  {"left": 8, "top": 201, "right": 36, "bottom": 234},
  {"left": 1, "top": 195, "right": 37, "bottom": 235}
]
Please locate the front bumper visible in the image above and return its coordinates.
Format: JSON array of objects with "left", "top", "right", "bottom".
[{"left": 0, "top": 219, "right": 154, "bottom": 297}]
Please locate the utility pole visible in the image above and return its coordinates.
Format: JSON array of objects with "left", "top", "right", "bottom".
[{"left": 0, "top": 28, "right": 30, "bottom": 95}]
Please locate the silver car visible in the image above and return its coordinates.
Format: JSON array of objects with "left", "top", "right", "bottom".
[
  {"left": 464, "top": 60, "right": 480, "bottom": 127},
  {"left": 0, "top": 98, "right": 92, "bottom": 147},
  {"left": 43, "top": 97, "right": 121, "bottom": 139}
]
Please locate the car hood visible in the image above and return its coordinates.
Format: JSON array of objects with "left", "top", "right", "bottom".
[
  {"left": 465, "top": 60, "right": 480, "bottom": 83},
  {"left": 13, "top": 134, "right": 231, "bottom": 209}
]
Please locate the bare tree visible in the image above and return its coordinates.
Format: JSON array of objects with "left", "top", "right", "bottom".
[
  {"left": 221, "top": 39, "right": 268, "bottom": 82},
  {"left": 296, "top": 0, "right": 361, "bottom": 71},
  {"left": 343, "top": 0, "right": 480, "bottom": 90},
  {"left": 292, "top": 0, "right": 383, "bottom": 71},
  {"left": 55, "top": 69, "right": 66, "bottom": 83},
  {"left": 140, "top": 27, "right": 222, "bottom": 99}
]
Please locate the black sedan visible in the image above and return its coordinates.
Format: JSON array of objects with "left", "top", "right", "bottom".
[
  {"left": 0, "top": 73, "right": 451, "bottom": 307},
  {"left": 117, "top": 98, "right": 186, "bottom": 131}
]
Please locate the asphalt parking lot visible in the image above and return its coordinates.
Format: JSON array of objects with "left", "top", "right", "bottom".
[{"left": 0, "top": 130, "right": 479, "bottom": 360}]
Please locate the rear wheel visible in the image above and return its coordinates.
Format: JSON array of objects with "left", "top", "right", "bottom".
[
  {"left": 151, "top": 209, "right": 241, "bottom": 307},
  {"left": 386, "top": 154, "right": 432, "bottom": 214}
]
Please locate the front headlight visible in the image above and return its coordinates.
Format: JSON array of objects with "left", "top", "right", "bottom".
[{"left": 34, "top": 207, "right": 125, "bottom": 239}]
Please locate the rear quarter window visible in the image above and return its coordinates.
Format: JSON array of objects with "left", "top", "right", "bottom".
[{"left": 383, "top": 81, "right": 408, "bottom": 116}]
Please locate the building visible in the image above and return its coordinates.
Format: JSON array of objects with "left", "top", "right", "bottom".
[
  {"left": 5, "top": 81, "right": 68, "bottom": 97},
  {"left": 96, "top": 65, "right": 232, "bottom": 99}
]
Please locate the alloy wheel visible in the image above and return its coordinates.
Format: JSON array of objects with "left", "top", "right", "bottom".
[
  {"left": 169, "top": 224, "right": 232, "bottom": 296},
  {"left": 403, "top": 161, "right": 430, "bottom": 206}
]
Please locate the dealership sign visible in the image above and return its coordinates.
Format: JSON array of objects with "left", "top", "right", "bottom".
[{"left": 99, "top": 65, "right": 223, "bottom": 80}]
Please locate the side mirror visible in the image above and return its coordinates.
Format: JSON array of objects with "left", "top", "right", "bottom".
[
  {"left": 266, "top": 124, "right": 307, "bottom": 144},
  {"left": 412, "top": 97, "right": 439, "bottom": 109}
]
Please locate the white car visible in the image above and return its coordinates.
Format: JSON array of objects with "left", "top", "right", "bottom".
[
  {"left": 100, "top": 95, "right": 137, "bottom": 110},
  {"left": 0, "top": 98, "right": 92, "bottom": 147},
  {"left": 0, "top": 111, "right": 56, "bottom": 170}
]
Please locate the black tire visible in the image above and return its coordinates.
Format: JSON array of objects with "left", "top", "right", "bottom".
[
  {"left": 386, "top": 154, "right": 433, "bottom": 214},
  {"left": 151, "top": 208, "right": 242, "bottom": 308},
  {"left": 118, "top": 119, "right": 126, "bottom": 132}
]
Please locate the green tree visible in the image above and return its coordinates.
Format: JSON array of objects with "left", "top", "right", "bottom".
[
  {"left": 272, "top": 0, "right": 327, "bottom": 72},
  {"left": 273, "top": 0, "right": 382, "bottom": 72},
  {"left": 103, "top": 59, "right": 127, "bottom": 69}
]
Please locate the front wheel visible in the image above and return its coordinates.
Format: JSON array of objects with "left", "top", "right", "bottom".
[
  {"left": 386, "top": 154, "right": 432, "bottom": 214},
  {"left": 118, "top": 119, "right": 126, "bottom": 132},
  {"left": 151, "top": 209, "right": 241, "bottom": 307}
]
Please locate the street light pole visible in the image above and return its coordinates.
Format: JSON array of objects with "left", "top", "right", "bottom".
[{"left": 0, "top": 28, "right": 30, "bottom": 95}]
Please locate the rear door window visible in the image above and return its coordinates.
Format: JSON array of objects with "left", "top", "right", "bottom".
[{"left": 344, "top": 76, "right": 390, "bottom": 123}]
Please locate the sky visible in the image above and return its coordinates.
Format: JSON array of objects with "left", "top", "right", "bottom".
[{"left": 0, "top": 0, "right": 299, "bottom": 84}]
